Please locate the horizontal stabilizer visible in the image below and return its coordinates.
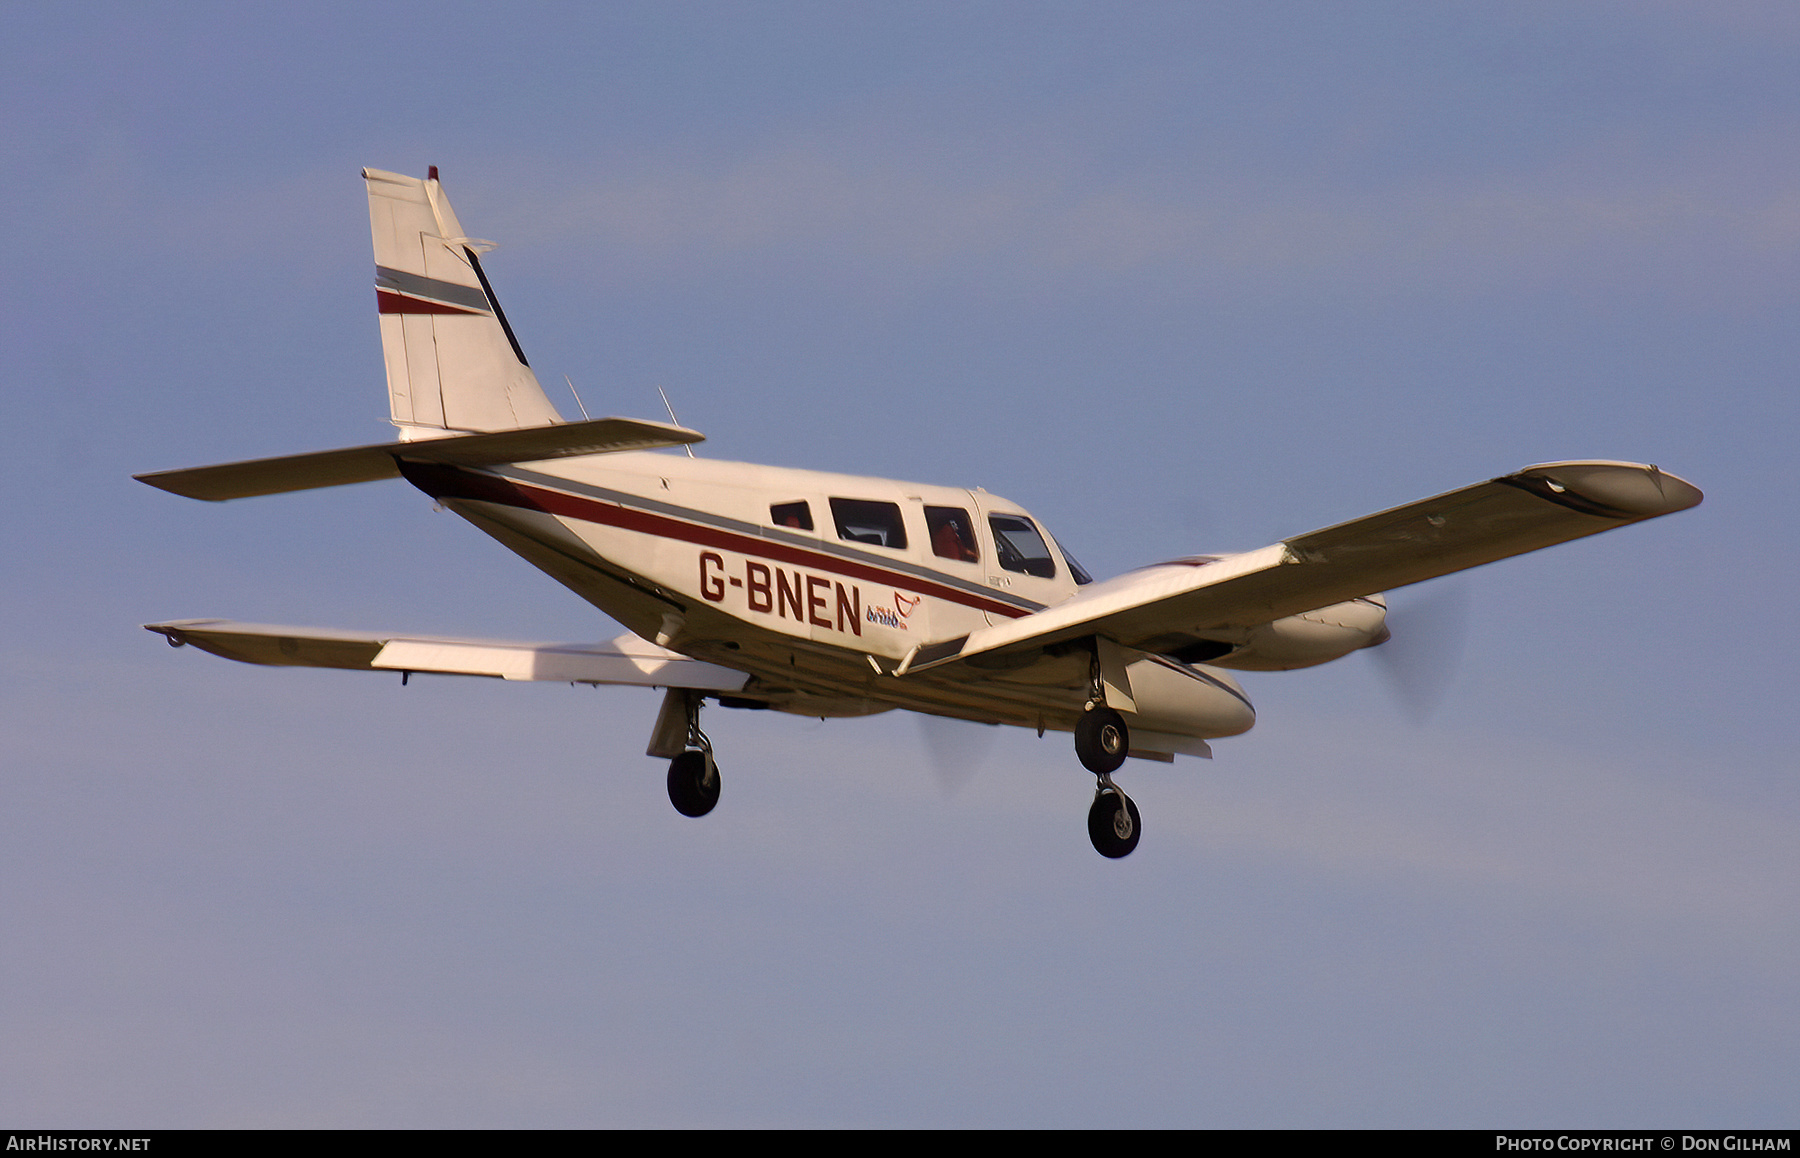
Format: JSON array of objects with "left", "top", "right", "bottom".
[
  {"left": 134, "top": 416, "right": 704, "bottom": 501},
  {"left": 911, "top": 461, "right": 1702, "bottom": 672},
  {"left": 145, "top": 620, "right": 749, "bottom": 690}
]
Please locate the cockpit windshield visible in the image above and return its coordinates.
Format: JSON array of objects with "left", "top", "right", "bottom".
[{"left": 1060, "top": 546, "right": 1093, "bottom": 585}]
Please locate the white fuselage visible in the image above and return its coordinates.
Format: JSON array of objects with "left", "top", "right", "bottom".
[{"left": 399, "top": 449, "right": 1263, "bottom": 747}]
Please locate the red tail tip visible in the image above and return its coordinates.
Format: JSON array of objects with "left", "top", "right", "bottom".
[{"left": 428, "top": 165, "right": 439, "bottom": 181}]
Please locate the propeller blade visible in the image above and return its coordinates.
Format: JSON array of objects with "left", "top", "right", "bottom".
[
  {"left": 1368, "top": 579, "right": 1471, "bottom": 724},
  {"left": 915, "top": 714, "right": 999, "bottom": 796}
]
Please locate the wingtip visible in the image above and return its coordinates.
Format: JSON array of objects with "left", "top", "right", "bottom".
[{"left": 1515, "top": 461, "right": 1703, "bottom": 517}]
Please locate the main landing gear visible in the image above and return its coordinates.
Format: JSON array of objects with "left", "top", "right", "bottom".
[
  {"left": 658, "top": 688, "right": 721, "bottom": 818},
  {"left": 1076, "top": 700, "right": 1141, "bottom": 859},
  {"left": 667, "top": 745, "right": 720, "bottom": 818},
  {"left": 1088, "top": 774, "right": 1141, "bottom": 859}
]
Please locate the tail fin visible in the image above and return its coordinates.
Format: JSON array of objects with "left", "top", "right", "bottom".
[{"left": 364, "top": 167, "right": 564, "bottom": 439}]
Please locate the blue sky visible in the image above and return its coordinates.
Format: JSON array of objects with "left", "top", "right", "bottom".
[{"left": 2, "top": 1, "right": 1795, "bottom": 1126}]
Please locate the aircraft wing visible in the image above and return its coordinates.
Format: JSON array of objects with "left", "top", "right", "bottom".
[
  {"left": 145, "top": 620, "right": 750, "bottom": 690},
  {"left": 134, "top": 416, "right": 703, "bottom": 501},
  {"left": 911, "top": 461, "right": 1702, "bottom": 671}
]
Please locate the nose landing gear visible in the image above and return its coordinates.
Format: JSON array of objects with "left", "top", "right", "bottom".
[
  {"left": 1076, "top": 651, "right": 1140, "bottom": 856},
  {"left": 1074, "top": 704, "right": 1129, "bottom": 774}
]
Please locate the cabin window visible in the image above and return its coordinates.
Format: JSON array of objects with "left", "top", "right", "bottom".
[
  {"left": 989, "top": 514, "right": 1056, "bottom": 579},
  {"left": 770, "top": 501, "right": 813, "bottom": 531},
  {"left": 1060, "top": 547, "right": 1093, "bottom": 585},
  {"left": 924, "top": 506, "right": 979, "bottom": 563},
  {"left": 830, "top": 498, "right": 908, "bottom": 549}
]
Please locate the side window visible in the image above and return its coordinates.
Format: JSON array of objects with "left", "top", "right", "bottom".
[
  {"left": 989, "top": 514, "right": 1057, "bottom": 579},
  {"left": 830, "top": 498, "right": 908, "bottom": 549},
  {"left": 924, "top": 506, "right": 979, "bottom": 563},
  {"left": 770, "top": 500, "right": 813, "bottom": 531}
]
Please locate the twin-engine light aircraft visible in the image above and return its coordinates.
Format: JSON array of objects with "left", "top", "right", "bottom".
[{"left": 138, "top": 168, "right": 1703, "bottom": 858}]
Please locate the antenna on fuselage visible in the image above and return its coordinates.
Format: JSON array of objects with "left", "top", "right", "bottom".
[
  {"left": 657, "top": 385, "right": 697, "bottom": 458},
  {"left": 563, "top": 375, "right": 591, "bottom": 421}
]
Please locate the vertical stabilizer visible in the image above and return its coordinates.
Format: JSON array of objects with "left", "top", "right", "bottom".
[{"left": 363, "top": 168, "right": 563, "bottom": 439}]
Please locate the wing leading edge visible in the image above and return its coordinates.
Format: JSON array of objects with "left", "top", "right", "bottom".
[{"left": 911, "top": 461, "right": 1702, "bottom": 672}]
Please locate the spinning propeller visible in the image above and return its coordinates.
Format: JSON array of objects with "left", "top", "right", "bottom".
[
  {"left": 916, "top": 714, "right": 1000, "bottom": 796},
  {"left": 1365, "top": 579, "right": 1473, "bottom": 724}
]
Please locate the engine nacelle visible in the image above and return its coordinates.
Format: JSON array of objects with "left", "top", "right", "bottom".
[
  {"left": 1123, "top": 655, "right": 1258, "bottom": 740},
  {"left": 1205, "top": 595, "right": 1389, "bottom": 671}
]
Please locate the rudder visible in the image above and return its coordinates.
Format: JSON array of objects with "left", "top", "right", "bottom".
[{"left": 364, "top": 167, "right": 563, "bottom": 439}]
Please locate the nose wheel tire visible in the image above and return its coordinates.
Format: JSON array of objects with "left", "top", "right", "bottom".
[
  {"left": 1075, "top": 706, "right": 1129, "bottom": 774},
  {"left": 667, "top": 749, "right": 721, "bottom": 817},
  {"left": 1087, "top": 790, "right": 1141, "bottom": 858}
]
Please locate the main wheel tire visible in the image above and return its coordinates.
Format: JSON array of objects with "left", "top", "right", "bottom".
[
  {"left": 667, "top": 750, "right": 721, "bottom": 818},
  {"left": 1074, "top": 706, "right": 1129, "bottom": 774},
  {"left": 1087, "top": 791, "right": 1142, "bottom": 859}
]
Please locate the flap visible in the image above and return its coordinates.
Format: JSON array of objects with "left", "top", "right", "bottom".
[{"left": 145, "top": 620, "right": 748, "bottom": 691}]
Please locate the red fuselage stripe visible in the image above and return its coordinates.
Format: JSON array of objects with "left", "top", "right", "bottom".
[{"left": 404, "top": 463, "right": 1034, "bottom": 619}]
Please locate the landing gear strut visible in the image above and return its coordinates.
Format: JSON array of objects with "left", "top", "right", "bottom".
[
  {"left": 1087, "top": 773, "right": 1141, "bottom": 859},
  {"left": 1078, "top": 647, "right": 1138, "bottom": 856}
]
